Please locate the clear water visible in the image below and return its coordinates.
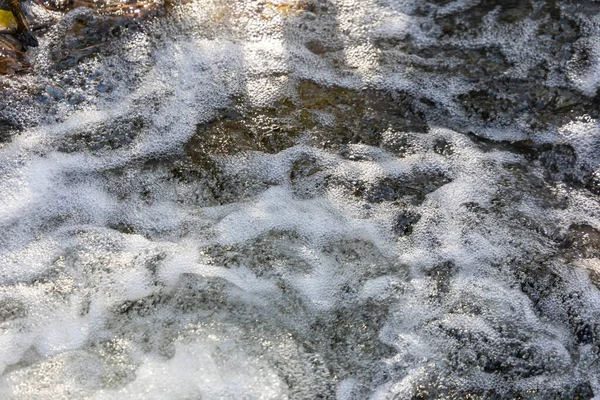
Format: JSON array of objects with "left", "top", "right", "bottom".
[{"left": 1, "top": 0, "right": 600, "bottom": 398}]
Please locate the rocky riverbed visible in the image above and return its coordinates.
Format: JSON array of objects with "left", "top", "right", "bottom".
[{"left": 1, "top": 0, "right": 600, "bottom": 398}]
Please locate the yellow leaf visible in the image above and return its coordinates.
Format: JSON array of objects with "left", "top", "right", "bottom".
[{"left": 0, "top": 10, "right": 17, "bottom": 30}]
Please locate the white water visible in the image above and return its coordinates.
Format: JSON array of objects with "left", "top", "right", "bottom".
[{"left": 1, "top": 0, "right": 600, "bottom": 398}]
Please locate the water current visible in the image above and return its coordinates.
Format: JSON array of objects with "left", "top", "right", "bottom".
[{"left": 1, "top": 0, "right": 600, "bottom": 398}]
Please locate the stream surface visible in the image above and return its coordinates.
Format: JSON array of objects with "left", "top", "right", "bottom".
[{"left": 1, "top": 0, "right": 600, "bottom": 398}]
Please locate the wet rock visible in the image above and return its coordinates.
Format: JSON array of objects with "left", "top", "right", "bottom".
[
  {"left": 339, "top": 144, "right": 381, "bottom": 162},
  {"left": 363, "top": 170, "right": 451, "bottom": 204},
  {"left": 565, "top": 382, "right": 595, "bottom": 400},
  {"left": 585, "top": 168, "right": 600, "bottom": 195},
  {"left": 0, "top": 117, "right": 20, "bottom": 143},
  {"left": 518, "top": 262, "right": 563, "bottom": 313},
  {"left": 49, "top": 8, "right": 138, "bottom": 70},
  {"left": 458, "top": 82, "right": 599, "bottom": 129},
  {"left": 373, "top": 0, "right": 598, "bottom": 138},
  {"left": 425, "top": 260, "right": 457, "bottom": 299},
  {"left": 433, "top": 138, "right": 454, "bottom": 156},
  {"left": 435, "top": 0, "right": 533, "bottom": 32},
  {"left": 491, "top": 167, "right": 567, "bottom": 241},
  {"left": 392, "top": 210, "right": 421, "bottom": 236},
  {"left": 381, "top": 132, "right": 417, "bottom": 158},
  {"left": 322, "top": 239, "right": 407, "bottom": 282},
  {"left": 389, "top": 44, "right": 511, "bottom": 78},
  {"left": 560, "top": 224, "right": 600, "bottom": 259},
  {"left": 496, "top": 0, "right": 533, "bottom": 24},
  {"left": 201, "top": 231, "right": 313, "bottom": 276},
  {"left": 116, "top": 293, "right": 163, "bottom": 317},
  {"left": 536, "top": 143, "right": 578, "bottom": 183},
  {"left": 470, "top": 139, "right": 577, "bottom": 178},
  {"left": 516, "top": 260, "right": 600, "bottom": 364},
  {"left": 237, "top": 325, "right": 336, "bottom": 400},
  {"left": 186, "top": 102, "right": 299, "bottom": 169},
  {"left": 45, "top": 85, "right": 65, "bottom": 101},
  {"left": 298, "top": 80, "right": 429, "bottom": 149},
  {"left": 409, "top": 378, "right": 594, "bottom": 400},
  {"left": 308, "top": 302, "right": 396, "bottom": 390},
  {"left": 58, "top": 114, "right": 148, "bottom": 153},
  {"left": 466, "top": 135, "right": 580, "bottom": 200},
  {"left": 289, "top": 153, "right": 326, "bottom": 199},
  {"left": 290, "top": 153, "right": 321, "bottom": 181},
  {"left": 304, "top": 39, "right": 342, "bottom": 55},
  {"left": 107, "top": 222, "right": 137, "bottom": 235},
  {"left": 0, "top": 298, "right": 27, "bottom": 323},
  {"left": 458, "top": 89, "right": 513, "bottom": 125},
  {"left": 185, "top": 79, "right": 430, "bottom": 173},
  {"left": 170, "top": 156, "right": 272, "bottom": 206},
  {"left": 412, "top": 256, "right": 598, "bottom": 399},
  {"left": 170, "top": 273, "right": 229, "bottom": 312}
]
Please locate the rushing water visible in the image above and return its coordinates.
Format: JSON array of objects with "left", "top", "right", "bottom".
[{"left": 1, "top": 0, "right": 600, "bottom": 398}]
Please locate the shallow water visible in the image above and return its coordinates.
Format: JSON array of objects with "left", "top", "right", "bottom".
[{"left": 1, "top": 0, "right": 600, "bottom": 398}]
